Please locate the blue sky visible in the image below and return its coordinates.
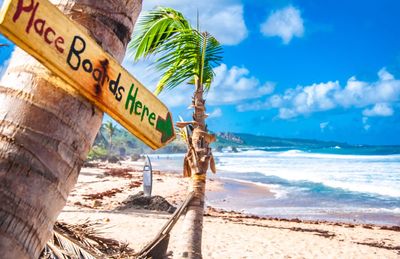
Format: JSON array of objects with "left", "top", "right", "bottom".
[{"left": 1, "top": 0, "right": 400, "bottom": 145}]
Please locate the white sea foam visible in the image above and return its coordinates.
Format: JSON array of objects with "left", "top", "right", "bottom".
[
  {"left": 243, "top": 206, "right": 400, "bottom": 216},
  {"left": 215, "top": 150, "right": 400, "bottom": 198},
  {"left": 277, "top": 150, "right": 304, "bottom": 156},
  {"left": 219, "top": 177, "right": 289, "bottom": 199}
]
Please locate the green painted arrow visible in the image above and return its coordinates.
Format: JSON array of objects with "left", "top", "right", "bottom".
[{"left": 156, "top": 112, "right": 174, "bottom": 143}]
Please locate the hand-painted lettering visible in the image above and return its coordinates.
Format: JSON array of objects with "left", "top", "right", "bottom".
[
  {"left": 34, "top": 17, "right": 45, "bottom": 35},
  {"left": 54, "top": 36, "right": 64, "bottom": 53},
  {"left": 125, "top": 84, "right": 138, "bottom": 115},
  {"left": 26, "top": 0, "right": 39, "bottom": 33},
  {"left": 82, "top": 59, "right": 93, "bottom": 73},
  {"left": 141, "top": 106, "right": 149, "bottom": 122},
  {"left": 149, "top": 113, "right": 156, "bottom": 126},
  {"left": 134, "top": 101, "right": 142, "bottom": 115},
  {"left": 125, "top": 84, "right": 158, "bottom": 126},
  {"left": 13, "top": 0, "right": 35, "bottom": 23},
  {"left": 108, "top": 73, "right": 125, "bottom": 101},
  {"left": 1, "top": 0, "right": 175, "bottom": 147},
  {"left": 67, "top": 35, "right": 85, "bottom": 70},
  {"left": 12, "top": 0, "right": 64, "bottom": 53},
  {"left": 116, "top": 86, "right": 125, "bottom": 102},
  {"left": 109, "top": 73, "right": 121, "bottom": 95},
  {"left": 44, "top": 27, "right": 55, "bottom": 44}
]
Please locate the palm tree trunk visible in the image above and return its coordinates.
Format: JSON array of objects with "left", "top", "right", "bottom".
[
  {"left": 0, "top": 1, "right": 142, "bottom": 258},
  {"left": 109, "top": 135, "right": 113, "bottom": 156},
  {"left": 180, "top": 79, "right": 211, "bottom": 258}
]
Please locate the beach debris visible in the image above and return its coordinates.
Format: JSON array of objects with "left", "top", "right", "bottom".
[
  {"left": 355, "top": 241, "right": 400, "bottom": 252},
  {"left": 131, "top": 153, "right": 142, "bottom": 161},
  {"left": 128, "top": 180, "right": 142, "bottom": 189},
  {"left": 40, "top": 221, "right": 135, "bottom": 259},
  {"left": 93, "top": 200, "right": 102, "bottom": 207},
  {"left": 380, "top": 225, "right": 400, "bottom": 232},
  {"left": 107, "top": 156, "right": 121, "bottom": 164},
  {"left": 83, "top": 188, "right": 124, "bottom": 200},
  {"left": 83, "top": 161, "right": 101, "bottom": 168},
  {"left": 116, "top": 191, "right": 176, "bottom": 213},
  {"left": 290, "top": 227, "right": 336, "bottom": 238},
  {"left": 104, "top": 168, "right": 138, "bottom": 179}
]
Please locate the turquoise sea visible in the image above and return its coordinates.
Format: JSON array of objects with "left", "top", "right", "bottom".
[{"left": 149, "top": 145, "right": 400, "bottom": 226}]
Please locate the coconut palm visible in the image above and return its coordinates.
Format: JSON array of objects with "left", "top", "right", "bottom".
[
  {"left": 103, "top": 121, "right": 118, "bottom": 155},
  {"left": 129, "top": 7, "right": 223, "bottom": 258},
  {"left": 0, "top": 1, "right": 142, "bottom": 258}
]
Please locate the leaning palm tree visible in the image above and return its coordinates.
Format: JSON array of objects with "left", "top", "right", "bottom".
[
  {"left": 129, "top": 7, "right": 222, "bottom": 258},
  {"left": 103, "top": 121, "right": 118, "bottom": 155},
  {"left": 0, "top": 1, "right": 142, "bottom": 258}
]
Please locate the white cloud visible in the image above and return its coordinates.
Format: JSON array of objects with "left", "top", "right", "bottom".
[
  {"left": 320, "top": 121, "right": 329, "bottom": 132},
  {"left": 362, "top": 117, "right": 371, "bottom": 131},
  {"left": 209, "top": 108, "right": 223, "bottom": 118},
  {"left": 206, "top": 64, "right": 275, "bottom": 105},
  {"left": 201, "top": 5, "right": 247, "bottom": 45},
  {"left": 142, "top": 0, "right": 248, "bottom": 45},
  {"left": 362, "top": 103, "right": 394, "bottom": 117},
  {"left": 260, "top": 5, "right": 304, "bottom": 44},
  {"left": 122, "top": 59, "right": 271, "bottom": 108},
  {"left": 239, "top": 68, "right": 400, "bottom": 119}
]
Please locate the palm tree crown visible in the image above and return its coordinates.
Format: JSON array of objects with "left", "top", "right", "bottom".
[
  {"left": 103, "top": 121, "right": 117, "bottom": 152},
  {"left": 129, "top": 7, "right": 223, "bottom": 94}
]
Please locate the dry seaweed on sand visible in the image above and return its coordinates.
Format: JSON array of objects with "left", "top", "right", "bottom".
[
  {"left": 40, "top": 220, "right": 135, "bottom": 259},
  {"left": 83, "top": 188, "right": 124, "bottom": 200},
  {"left": 116, "top": 191, "right": 176, "bottom": 213},
  {"left": 104, "top": 168, "right": 139, "bottom": 179}
]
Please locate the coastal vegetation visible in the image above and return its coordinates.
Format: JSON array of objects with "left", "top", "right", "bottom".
[{"left": 87, "top": 122, "right": 400, "bottom": 162}]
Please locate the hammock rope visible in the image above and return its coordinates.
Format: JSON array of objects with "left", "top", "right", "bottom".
[{"left": 135, "top": 191, "right": 195, "bottom": 258}]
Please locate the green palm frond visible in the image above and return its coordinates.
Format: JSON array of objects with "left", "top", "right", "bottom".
[
  {"left": 200, "top": 32, "right": 223, "bottom": 91},
  {"left": 129, "top": 7, "right": 191, "bottom": 61},
  {"left": 103, "top": 121, "right": 117, "bottom": 138},
  {"left": 153, "top": 29, "right": 222, "bottom": 93},
  {"left": 129, "top": 7, "right": 223, "bottom": 95}
]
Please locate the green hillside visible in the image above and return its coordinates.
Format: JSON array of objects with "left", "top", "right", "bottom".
[
  {"left": 214, "top": 132, "right": 348, "bottom": 148},
  {"left": 87, "top": 123, "right": 356, "bottom": 161}
]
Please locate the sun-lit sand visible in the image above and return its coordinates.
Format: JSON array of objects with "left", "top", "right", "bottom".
[{"left": 58, "top": 160, "right": 400, "bottom": 258}]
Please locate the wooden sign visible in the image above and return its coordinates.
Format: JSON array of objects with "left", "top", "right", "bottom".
[{"left": 0, "top": 0, "right": 175, "bottom": 149}]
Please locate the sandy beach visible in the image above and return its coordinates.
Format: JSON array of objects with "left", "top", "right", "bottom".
[{"left": 58, "top": 160, "right": 400, "bottom": 258}]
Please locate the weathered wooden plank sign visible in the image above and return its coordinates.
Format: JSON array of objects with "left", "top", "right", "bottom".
[{"left": 0, "top": 0, "right": 175, "bottom": 149}]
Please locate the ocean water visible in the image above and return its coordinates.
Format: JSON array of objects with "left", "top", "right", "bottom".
[{"left": 149, "top": 147, "right": 400, "bottom": 225}]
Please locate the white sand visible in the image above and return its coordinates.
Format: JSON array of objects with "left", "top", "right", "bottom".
[{"left": 58, "top": 161, "right": 400, "bottom": 258}]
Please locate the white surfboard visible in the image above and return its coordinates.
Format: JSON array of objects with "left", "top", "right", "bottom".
[{"left": 143, "top": 155, "right": 153, "bottom": 197}]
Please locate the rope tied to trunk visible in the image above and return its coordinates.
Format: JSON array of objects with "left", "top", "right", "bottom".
[
  {"left": 136, "top": 191, "right": 195, "bottom": 258},
  {"left": 191, "top": 173, "right": 206, "bottom": 181}
]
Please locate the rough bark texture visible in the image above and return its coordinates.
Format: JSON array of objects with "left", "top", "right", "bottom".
[
  {"left": 0, "top": 1, "right": 142, "bottom": 258},
  {"left": 180, "top": 79, "right": 214, "bottom": 258}
]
